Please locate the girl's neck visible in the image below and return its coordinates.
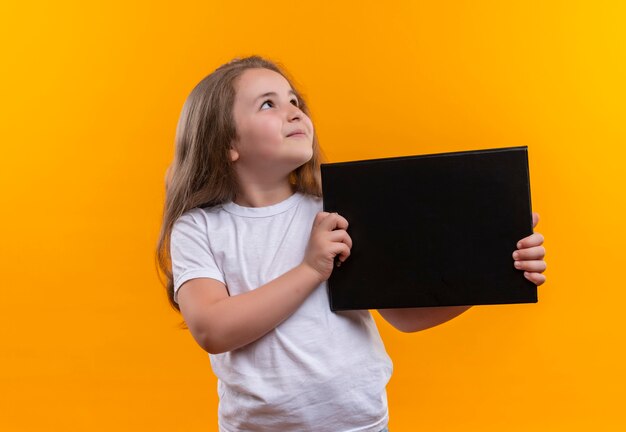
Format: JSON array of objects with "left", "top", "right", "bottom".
[{"left": 233, "top": 181, "right": 296, "bottom": 208}]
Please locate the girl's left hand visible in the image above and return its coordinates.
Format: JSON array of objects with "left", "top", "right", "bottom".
[{"left": 513, "top": 212, "right": 547, "bottom": 286}]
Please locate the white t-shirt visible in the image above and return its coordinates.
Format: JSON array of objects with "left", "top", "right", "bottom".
[{"left": 171, "top": 192, "right": 393, "bottom": 432}]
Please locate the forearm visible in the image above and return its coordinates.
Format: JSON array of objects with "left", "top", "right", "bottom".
[
  {"left": 378, "top": 305, "right": 472, "bottom": 333},
  {"left": 201, "top": 264, "right": 323, "bottom": 354}
]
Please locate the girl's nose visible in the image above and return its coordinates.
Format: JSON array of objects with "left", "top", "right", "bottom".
[{"left": 287, "top": 104, "right": 302, "bottom": 121}]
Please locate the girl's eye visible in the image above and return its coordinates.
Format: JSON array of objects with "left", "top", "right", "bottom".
[{"left": 260, "top": 98, "right": 300, "bottom": 110}]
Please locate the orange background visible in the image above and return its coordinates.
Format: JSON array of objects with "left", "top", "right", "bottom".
[{"left": 1, "top": 1, "right": 625, "bottom": 430}]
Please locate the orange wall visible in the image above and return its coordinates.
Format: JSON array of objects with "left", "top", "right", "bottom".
[{"left": 1, "top": 1, "right": 625, "bottom": 430}]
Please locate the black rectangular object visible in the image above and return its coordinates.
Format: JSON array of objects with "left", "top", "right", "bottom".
[{"left": 321, "top": 146, "right": 537, "bottom": 311}]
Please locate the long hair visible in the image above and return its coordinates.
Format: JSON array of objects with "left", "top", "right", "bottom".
[{"left": 156, "top": 55, "right": 324, "bottom": 317}]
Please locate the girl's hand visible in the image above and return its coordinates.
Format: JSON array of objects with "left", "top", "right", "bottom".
[
  {"left": 512, "top": 212, "right": 547, "bottom": 286},
  {"left": 302, "top": 212, "right": 353, "bottom": 283}
]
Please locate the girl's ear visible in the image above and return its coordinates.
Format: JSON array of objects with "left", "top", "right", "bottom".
[{"left": 229, "top": 147, "right": 240, "bottom": 162}]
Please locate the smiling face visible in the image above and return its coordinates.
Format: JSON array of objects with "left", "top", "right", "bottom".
[{"left": 229, "top": 68, "right": 315, "bottom": 183}]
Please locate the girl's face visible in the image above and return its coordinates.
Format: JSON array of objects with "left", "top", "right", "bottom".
[{"left": 229, "top": 68, "right": 314, "bottom": 181}]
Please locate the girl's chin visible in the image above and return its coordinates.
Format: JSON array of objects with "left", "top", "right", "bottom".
[
  {"left": 287, "top": 147, "right": 314, "bottom": 164},
  {"left": 296, "top": 152, "right": 314, "bottom": 166}
]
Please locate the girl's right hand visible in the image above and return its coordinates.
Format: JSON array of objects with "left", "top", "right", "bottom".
[{"left": 302, "top": 212, "right": 353, "bottom": 283}]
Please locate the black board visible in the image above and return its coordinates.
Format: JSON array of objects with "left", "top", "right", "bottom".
[{"left": 321, "top": 146, "right": 537, "bottom": 311}]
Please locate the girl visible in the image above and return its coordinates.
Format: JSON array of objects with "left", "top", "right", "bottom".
[{"left": 156, "top": 55, "right": 547, "bottom": 432}]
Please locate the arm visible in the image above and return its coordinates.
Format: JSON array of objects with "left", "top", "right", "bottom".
[
  {"left": 378, "top": 306, "right": 472, "bottom": 333},
  {"left": 177, "top": 211, "right": 352, "bottom": 354},
  {"left": 178, "top": 263, "right": 323, "bottom": 354}
]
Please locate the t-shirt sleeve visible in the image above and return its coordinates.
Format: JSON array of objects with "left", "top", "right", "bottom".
[{"left": 170, "top": 210, "right": 225, "bottom": 304}]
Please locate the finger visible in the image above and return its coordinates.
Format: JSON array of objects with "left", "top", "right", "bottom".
[
  {"left": 514, "top": 260, "right": 547, "bottom": 272},
  {"left": 319, "top": 212, "right": 349, "bottom": 231},
  {"left": 332, "top": 243, "right": 351, "bottom": 263},
  {"left": 314, "top": 212, "right": 331, "bottom": 227},
  {"left": 532, "top": 212, "right": 540, "bottom": 229},
  {"left": 329, "top": 229, "right": 353, "bottom": 249},
  {"left": 517, "top": 232, "right": 544, "bottom": 249},
  {"left": 332, "top": 213, "right": 349, "bottom": 231},
  {"left": 524, "top": 271, "right": 546, "bottom": 286},
  {"left": 512, "top": 245, "right": 545, "bottom": 260}
]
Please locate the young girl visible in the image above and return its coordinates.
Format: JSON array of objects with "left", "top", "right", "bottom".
[{"left": 156, "top": 55, "right": 547, "bottom": 432}]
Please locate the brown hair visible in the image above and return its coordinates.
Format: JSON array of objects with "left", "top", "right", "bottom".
[{"left": 156, "top": 55, "right": 324, "bottom": 318}]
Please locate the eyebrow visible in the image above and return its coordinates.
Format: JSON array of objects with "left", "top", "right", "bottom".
[{"left": 254, "top": 90, "right": 298, "bottom": 103}]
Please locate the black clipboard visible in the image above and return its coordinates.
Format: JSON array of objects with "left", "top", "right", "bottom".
[{"left": 321, "top": 146, "right": 538, "bottom": 311}]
